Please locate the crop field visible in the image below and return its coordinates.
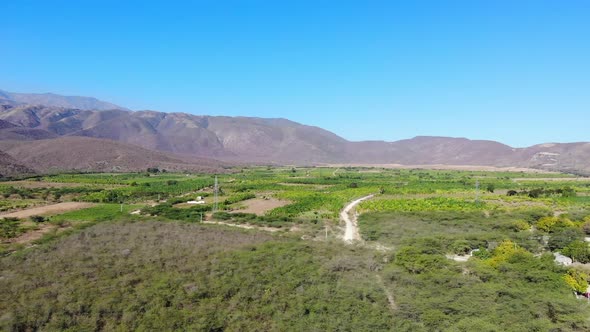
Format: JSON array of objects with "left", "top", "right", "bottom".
[{"left": 2, "top": 167, "right": 590, "bottom": 330}]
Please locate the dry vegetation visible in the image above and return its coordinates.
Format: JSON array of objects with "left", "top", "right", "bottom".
[{"left": 0, "top": 221, "right": 393, "bottom": 331}]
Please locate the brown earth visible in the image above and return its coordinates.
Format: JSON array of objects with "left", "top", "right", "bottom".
[
  {"left": 9, "top": 224, "right": 56, "bottom": 244},
  {"left": 232, "top": 198, "right": 290, "bottom": 215},
  {"left": 0, "top": 202, "right": 95, "bottom": 219},
  {"left": 511, "top": 177, "right": 590, "bottom": 182},
  {"left": 0, "top": 150, "right": 35, "bottom": 178},
  {"left": 321, "top": 164, "right": 558, "bottom": 173},
  {"left": 1, "top": 180, "right": 110, "bottom": 189},
  {"left": 0, "top": 137, "right": 226, "bottom": 174}
]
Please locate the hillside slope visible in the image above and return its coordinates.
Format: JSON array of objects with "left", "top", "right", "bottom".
[
  {"left": 0, "top": 137, "right": 224, "bottom": 173},
  {"left": 1, "top": 90, "right": 590, "bottom": 174},
  {"left": 0, "top": 150, "right": 35, "bottom": 178}
]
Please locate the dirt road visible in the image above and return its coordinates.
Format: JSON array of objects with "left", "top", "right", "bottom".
[
  {"left": 341, "top": 194, "right": 374, "bottom": 242},
  {"left": 0, "top": 202, "right": 95, "bottom": 219},
  {"left": 202, "top": 220, "right": 281, "bottom": 232}
]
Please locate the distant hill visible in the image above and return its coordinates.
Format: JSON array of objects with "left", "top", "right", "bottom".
[
  {"left": 0, "top": 104, "right": 348, "bottom": 162},
  {"left": 0, "top": 137, "right": 224, "bottom": 173},
  {"left": 0, "top": 89, "right": 126, "bottom": 111},
  {"left": 0, "top": 150, "right": 35, "bottom": 178},
  {"left": 1, "top": 89, "right": 589, "bottom": 175}
]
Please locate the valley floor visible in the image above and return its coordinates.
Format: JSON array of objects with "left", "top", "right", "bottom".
[{"left": 2, "top": 167, "right": 590, "bottom": 330}]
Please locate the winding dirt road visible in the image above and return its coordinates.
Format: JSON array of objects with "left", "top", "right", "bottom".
[{"left": 341, "top": 194, "right": 374, "bottom": 242}]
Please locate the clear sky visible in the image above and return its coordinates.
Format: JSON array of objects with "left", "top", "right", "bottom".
[{"left": 2, "top": 0, "right": 589, "bottom": 147}]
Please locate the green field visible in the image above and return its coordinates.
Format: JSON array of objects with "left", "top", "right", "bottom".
[{"left": 2, "top": 167, "right": 590, "bottom": 331}]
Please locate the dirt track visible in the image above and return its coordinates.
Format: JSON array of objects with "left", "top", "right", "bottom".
[
  {"left": 202, "top": 220, "right": 281, "bottom": 232},
  {"left": 341, "top": 195, "right": 374, "bottom": 242},
  {"left": 0, "top": 202, "right": 95, "bottom": 219}
]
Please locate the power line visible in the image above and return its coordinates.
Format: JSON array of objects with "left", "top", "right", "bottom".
[{"left": 475, "top": 180, "right": 480, "bottom": 205}]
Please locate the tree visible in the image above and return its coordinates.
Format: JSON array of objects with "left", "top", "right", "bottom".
[
  {"left": 548, "top": 228, "right": 584, "bottom": 251},
  {"left": 561, "top": 187, "right": 576, "bottom": 198},
  {"left": 147, "top": 167, "right": 160, "bottom": 174},
  {"left": 486, "top": 183, "right": 495, "bottom": 193},
  {"left": 563, "top": 241, "right": 590, "bottom": 263}
]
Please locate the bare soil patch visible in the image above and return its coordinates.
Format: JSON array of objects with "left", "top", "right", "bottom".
[
  {"left": 0, "top": 202, "right": 95, "bottom": 219},
  {"left": 511, "top": 177, "right": 590, "bottom": 182},
  {"left": 2, "top": 181, "right": 84, "bottom": 189},
  {"left": 322, "top": 163, "right": 557, "bottom": 173},
  {"left": 278, "top": 183, "right": 333, "bottom": 189},
  {"left": 233, "top": 198, "right": 289, "bottom": 215},
  {"left": 9, "top": 224, "right": 56, "bottom": 244}
]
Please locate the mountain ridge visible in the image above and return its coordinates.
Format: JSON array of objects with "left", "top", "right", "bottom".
[
  {"left": 0, "top": 89, "right": 127, "bottom": 111},
  {"left": 1, "top": 89, "right": 589, "bottom": 175}
]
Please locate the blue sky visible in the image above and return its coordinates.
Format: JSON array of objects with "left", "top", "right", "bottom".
[{"left": 2, "top": 0, "right": 589, "bottom": 147}]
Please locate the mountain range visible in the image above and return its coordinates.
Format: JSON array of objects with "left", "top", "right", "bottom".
[{"left": 0, "top": 89, "right": 588, "bottom": 176}]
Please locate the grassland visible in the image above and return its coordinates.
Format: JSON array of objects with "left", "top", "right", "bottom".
[{"left": 2, "top": 167, "right": 590, "bottom": 330}]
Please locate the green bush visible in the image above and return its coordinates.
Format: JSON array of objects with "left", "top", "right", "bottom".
[{"left": 0, "top": 217, "right": 22, "bottom": 239}]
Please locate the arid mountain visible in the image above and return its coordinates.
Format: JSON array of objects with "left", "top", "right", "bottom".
[
  {"left": 1, "top": 90, "right": 589, "bottom": 174},
  {"left": 0, "top": 137, "right": 224, "bottom": 174},
  {"left": 345, "top": 136, "right": 517, "bottom": 166},
  {"left": 0, "top": 90, "right": 126, "bottom": 111},
  {"left": 0, "top": 104, "right": 347, "bottom": 162},
  {"left": 0, "top": 150, "right": 35, "bottom": 178}
]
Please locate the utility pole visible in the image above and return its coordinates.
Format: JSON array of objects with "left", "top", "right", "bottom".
[
  {"left": 475, "top": 180, "right": 480, "bottom": 205},
  {"left": 213, "top": 176, "right": 219, "bottom": 212}
]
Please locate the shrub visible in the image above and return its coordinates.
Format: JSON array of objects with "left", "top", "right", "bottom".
[
  {"left": 536, "top": 216, "right": 575, "bottom": 233},
  {"left": 563, "top": 240, "right": 590, "bottom": 263},
  {"left": 212, "top": 212, "right": 232, "bottom": 220},
  {"left": 0, "top": 217, "right": 21, "bottom": 239},
  {"left": 30, "top": 215, "right": 46, "bottom": 223},
  {"left": 564, "top": 269, "right": 588, "bottom": 293},
  {"left": 451, "top": 240, "right": 472, "bottom": 255},
  {"left": 486, "top": 183, "right": 495, "bottom": 193},
  {"left": 548, "top": 228, "right": 584, "bottom": 251},
  {"left": 486, "top": 240, "right": 533, "bottom": 268},
  {"left": 511, "top": 219, "right": 530, "bottom": 232}
]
